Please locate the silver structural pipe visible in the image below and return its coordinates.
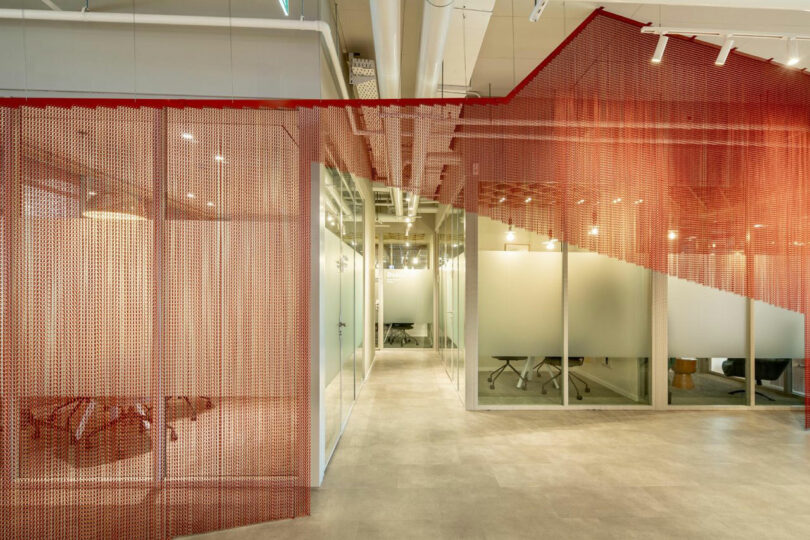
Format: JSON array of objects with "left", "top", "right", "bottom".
[
  {"left": 410, "top": 1, "right": 454, "bottom": 215},
  {"left": 369, "top": 0, "right": 401, "bottom": 99},
  {"left": 0, "top": 8, "right": 350, "bottom": 99},
  {"left": 369, "top": 1, "right": 405, "bottom": 217},
  {"left": 414, "top": 0, "right": 454, "bottom": 98}
]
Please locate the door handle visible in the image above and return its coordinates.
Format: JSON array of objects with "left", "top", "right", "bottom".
[{"left": 338, "top": 322, "right": 347, "bottom": 328}]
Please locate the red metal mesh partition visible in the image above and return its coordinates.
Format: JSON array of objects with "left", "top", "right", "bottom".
[
  {"left": 0, "top": 106, "right": 310, "bottom": 538},
  {"left": 1, "top": 7, "right": 809, "bottom": 538}
]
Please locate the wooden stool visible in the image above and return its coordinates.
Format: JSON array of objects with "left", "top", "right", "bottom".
[{"left": 672, "top": 358, "right": 697, "bottom": 390}]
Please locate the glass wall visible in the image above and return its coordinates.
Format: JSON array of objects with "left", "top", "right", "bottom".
[
  {"left": 754, "top": 301, "right": 805, "bottom": 405},
  {"left": 474, "top": 219, "right": 800, "bottom": 410},
  {"left": 438, "top": 206, "right": 466, "bottom": 396},
  {"left": 380, "top": 224, "right": 432, "bottom": 349},
  {"left": 320, "top": 168, "right": 364, "bottom": 457},
  {"left": 568, "top": 248, "right": 651, "bottom": 405},
  {"left": 477, "top": 217, "right": 563, "bottom": 405},
  {"left": 668, "top": 276, "right": 747, "bottom": 405}
]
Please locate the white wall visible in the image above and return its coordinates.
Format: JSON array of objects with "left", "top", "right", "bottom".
[{"left": 0, "top": 2, "right": 333, "bottom": 99}]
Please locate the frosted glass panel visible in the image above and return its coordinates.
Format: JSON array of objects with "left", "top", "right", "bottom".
[
  {"left": 754, "top": 300, "right": 805, "bottom": 405},
  {"left": 479, "top": 251, "right": 563, "bottom": 358},
  {"left": 478, "top": 247, "right": 562, "bottom": 406},
  {"left": 668, "top": 277, "right": 746, "bottom": 359},
  {"left": 383, "top": 269, "right": 433, "bottom": 324},
  {"left": 568, "top": 251, "right": 650, "bottom": 405},
  {"left": 568, "top": 252, "right": 650, "bottom": 357},
  {"left": 668, "top": 275, "right": 747, "bottom": 405},
  {"left": 754, "top": 301, "right": 804, "bottom": 358},
  {"left": 323, "top": 223, "right": 342, "bottom": 453}
]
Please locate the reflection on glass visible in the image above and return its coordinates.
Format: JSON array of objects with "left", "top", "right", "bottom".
[
  {"left": 322, "top": 169, "right": 342, "bottom": 453},
  {"left": 323, "top": 168, "right": 366, "bottom": 456},
  {"left": 478, "top": 217, "right": 562, "bottom": 405},
  {"left": 353, "top": 185, "right": 365, "bottom": 393},
  {"left": 439, "top": 207, "right": 465, "bottom": 388},
  {"left": 668, "top": 276, "right": 747, "bottom": 405},
  {"left": 380, "top": 215, "right": 432, "bottom": 348},
  {"left": 754, "top": 301, "right": 805, "bottom": 406},
  {"left": 338, "top": 174, "right": 356, "bottom": 431},
  {"left": 568, "top": 248, "right": 651, "bottom": 405},
  {"left": 457, "top": 208, "right": 466, "bottom": 401}
]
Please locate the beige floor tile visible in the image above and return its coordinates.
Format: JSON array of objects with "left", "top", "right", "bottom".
[{"left": 191, "top": 349, "right": 808, "bottom": 540}]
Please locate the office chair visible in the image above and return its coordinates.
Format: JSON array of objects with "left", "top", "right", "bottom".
[
  {"left": 535, "top": 356, "right": 590, "bottom": 400},
  {"left": 488, "top": 356, "right": 528, "bottom": 390},
  {"left": 387, "top": 322, "right": 415, "bottom": 347},
  {"left": 722, "top": 358, "right": 791, "bottom": 401}
]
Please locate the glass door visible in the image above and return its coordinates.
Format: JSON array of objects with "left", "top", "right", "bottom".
[{"left": 338, "top": 173, "right": 357, "bottom": 429}]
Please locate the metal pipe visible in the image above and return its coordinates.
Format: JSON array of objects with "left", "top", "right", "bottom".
[{"left": 414, "top": 0, "right": 454, "bottom": 98}]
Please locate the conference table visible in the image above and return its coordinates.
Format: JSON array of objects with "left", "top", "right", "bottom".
[{"left": 516, "top": 356, "right": 560, "bottom": 390}]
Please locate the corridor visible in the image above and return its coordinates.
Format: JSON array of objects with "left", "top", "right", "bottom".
[{"left": 191, "top": 349, "right": 810, "bottom": 540}]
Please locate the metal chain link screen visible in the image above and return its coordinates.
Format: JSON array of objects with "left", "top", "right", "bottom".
[{"left": 1, "top": 7, "right": 808, "bottom": 538}]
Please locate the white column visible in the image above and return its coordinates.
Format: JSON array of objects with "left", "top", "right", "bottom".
[{"left": 651, "top": 271, "right": 669, "bottom": 409}]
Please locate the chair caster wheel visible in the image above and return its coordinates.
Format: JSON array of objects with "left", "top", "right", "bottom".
[
  {"left": 489, "top": 384, "right": 495, "bottom": 390},
  {"left": 487, "top": 377, "right": 492, "bottom": 382},
  {"left": 585, "top": 387, "right": 590, "bottom": 393},
  {"left": 576, "top": 395, "right": 583, "bottom": 400},
  {"left": 541, "top": 389, "right": 547, "bottom": 394}
]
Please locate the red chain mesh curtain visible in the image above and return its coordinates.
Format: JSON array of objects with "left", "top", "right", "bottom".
[
  {"left": 0, "top": 106, "right": 311, "bottom": 537},
  {"left": 1, "top": 7, "right": 808, "bottom": 539}
]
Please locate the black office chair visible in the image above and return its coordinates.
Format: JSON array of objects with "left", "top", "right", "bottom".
[
  {"left": 535, "top": 356, "right": 590, "bottom": 400},
  {"left": 721, "top": 358, "right": 791, "bottom": 401},
  {"left": 488, "top": 356, "right": 528, "bottom": 390},
  {"left": 387, "top": 323, "right": 415, "bottom": 346}
]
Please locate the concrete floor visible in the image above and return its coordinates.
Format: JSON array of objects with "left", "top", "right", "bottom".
[{"left": 190, "top": 349, "right": 810, "bottom": 540}]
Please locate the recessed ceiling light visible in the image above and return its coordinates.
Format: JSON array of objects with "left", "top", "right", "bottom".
[
  {"left": 181, "top": 132, "right": 194, "bottom": 141},
  {"left": 207, "top": 201, "right": 215, "bottom": 207},
  {"left": 588, "top": 226, "right": 599, "bottom": 236},
  {"left": 87, "top": 190, "right": 97, "bottom": 197},
  {"left": 612, "top": 197, "right": 622, "bottom": 204},
  {"left": 668, "top": 230, "right": 678, "bottom": 240},
  {"left": 214, "top": 155, "right": 225, "bottom": 162},
  {"left": 498, "top": 196, "right": 506, "bottom": 203},
  {"left": 525, "top": 197, "right": 532, "bottom": 203},
  {"left": 576, "top": 199, "right": 585, "bottom": 205},
  {"left": 187, "top": 192, "right": 196, "bottom": 199},
  {"left": 753, "top": 223, "right": 765, "bottom": 228},
  {"left": 634, "top": 199, "right": 643, "bottom": 204},
  {"left": 787, "top": 37, "right": 801, "bottom": 66}
]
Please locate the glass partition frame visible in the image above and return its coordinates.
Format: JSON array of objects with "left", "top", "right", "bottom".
[{"left": 471, "top": 218, "right": 802, "bottom": 411}]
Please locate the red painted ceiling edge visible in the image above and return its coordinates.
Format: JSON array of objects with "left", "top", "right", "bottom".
[{"left": 0, "top": 6, "right": 806, "bottom": 112}]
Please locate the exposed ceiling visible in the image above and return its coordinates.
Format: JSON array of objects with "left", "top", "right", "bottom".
[{"left": 337, "top": 1, "right": 810, "bottom": 99}]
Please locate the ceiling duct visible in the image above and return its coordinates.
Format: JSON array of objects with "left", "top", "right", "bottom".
[{"left": 348, "top": 55, "right": 379, "bottom": 99}]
